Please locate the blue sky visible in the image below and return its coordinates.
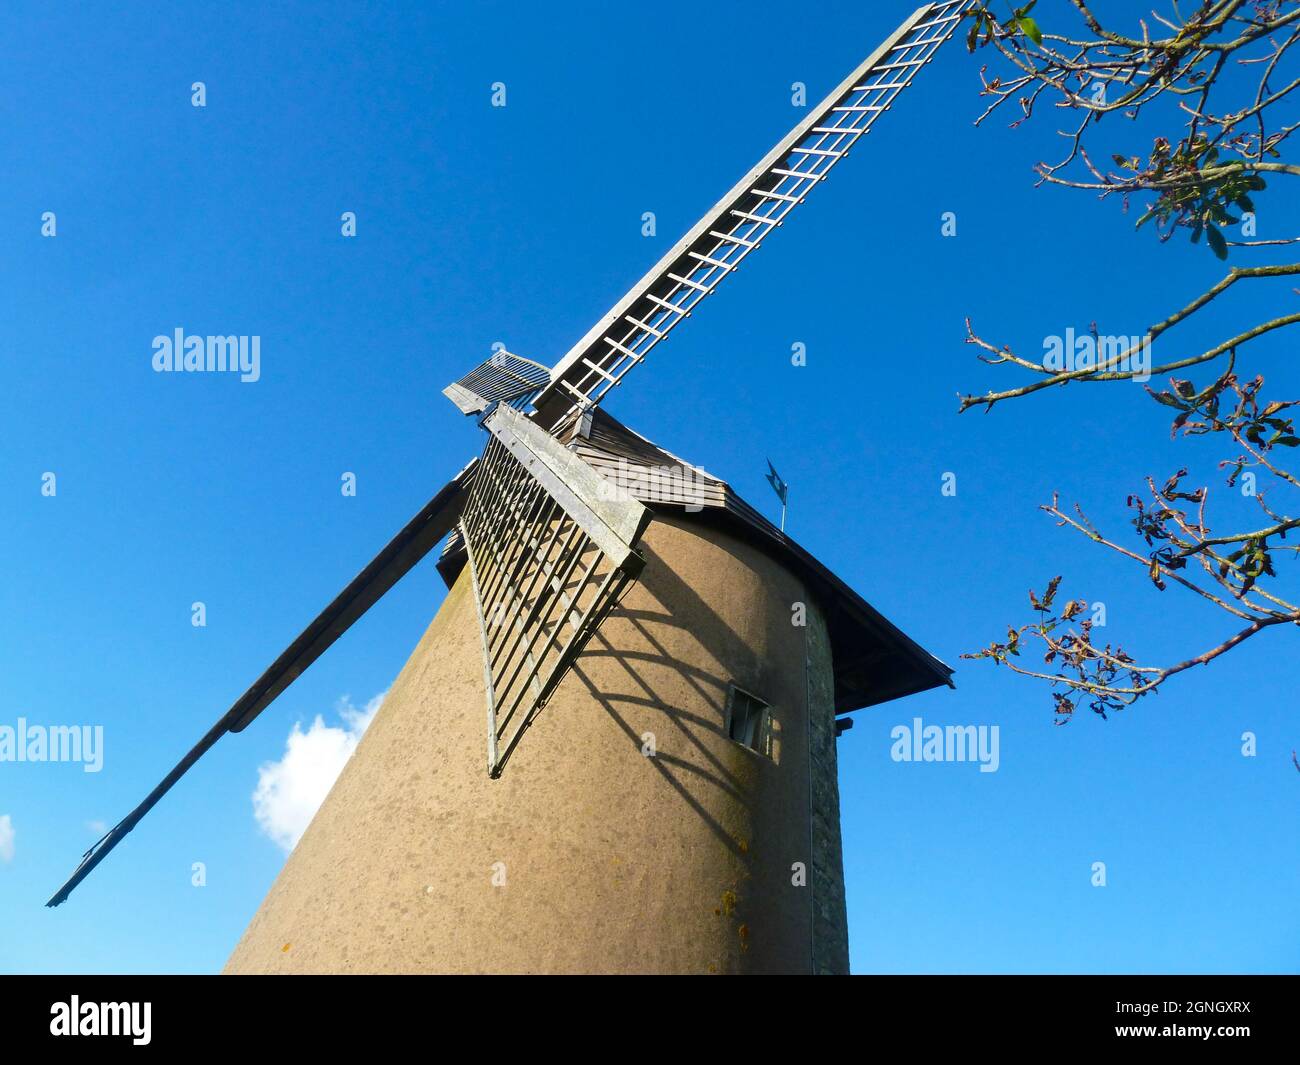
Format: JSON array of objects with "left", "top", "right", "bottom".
[{"left": 1, "top": 0, "right": 1296, "bottom": 974}]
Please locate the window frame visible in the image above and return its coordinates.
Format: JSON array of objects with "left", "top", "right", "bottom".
[{"left": 724, "top": 684, "right": 774, "bottom": 759}]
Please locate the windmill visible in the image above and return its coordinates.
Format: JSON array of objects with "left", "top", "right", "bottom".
[{"left": 49, "top": 2, "right": 969, "bottom": 974}]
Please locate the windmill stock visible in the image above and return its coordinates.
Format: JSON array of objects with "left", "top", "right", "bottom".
[{"left": 49, "top": 2, "right": 969, "bottom": 974}]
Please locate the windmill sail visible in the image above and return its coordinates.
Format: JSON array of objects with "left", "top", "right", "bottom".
[
  {"left": 460, "top": 403, "right": 649, "bottom": 775},
  {"left": 46, "top": 462, "right": 479, "bottom": 907},
  {"left": 533, "top": 0, "right": 972, "bottom": 431},
  {"left": 443, "top": 350, "right": 551, "bottom": 415}
]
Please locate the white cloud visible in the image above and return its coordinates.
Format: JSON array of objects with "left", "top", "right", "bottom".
[
  {"left": 0, "top": 815, "right": 14, "bottom": 863},
  {"left": 252, "top": 692, "right": 384, "bottom": 852},
  {"left": 86, "top": 819, "right": 108, "bottom": 836}
]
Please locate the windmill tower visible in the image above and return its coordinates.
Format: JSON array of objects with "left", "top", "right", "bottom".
[{"left": 48, "top": 2, "right": 968, "bottom": 974}]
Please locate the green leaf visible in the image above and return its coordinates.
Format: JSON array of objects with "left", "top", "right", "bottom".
[
  {"left": 1017, "top": 15, "right": 1044, "bottom": 45},
  {"left": 1206, "top": 225, "right": 1228, "bottom": 260}
]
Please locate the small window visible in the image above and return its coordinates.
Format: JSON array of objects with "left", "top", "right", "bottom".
[{"left": 725, "top": 686, "right": 772, "bottom": 758}]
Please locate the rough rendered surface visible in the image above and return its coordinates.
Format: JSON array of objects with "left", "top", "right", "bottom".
[{"left": 225, "top": 514, "right": 848, "bottom": 974}]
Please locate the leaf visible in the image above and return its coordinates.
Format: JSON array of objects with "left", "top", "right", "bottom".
[
  {"left": 1206, "top": 225, "right": 1228, "bottom": 260},
  {"left": 1042, "top": 575, "right": 1062, "bottom": 610},
  {"left": 1017, "top": 16, "right": 1044, "bottom": 45}
]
